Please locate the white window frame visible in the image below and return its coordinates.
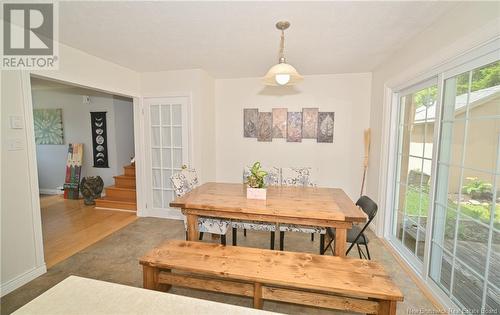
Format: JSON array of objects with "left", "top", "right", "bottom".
[{"left": 378, "top": 38, "right": 500, "bottom": 311}]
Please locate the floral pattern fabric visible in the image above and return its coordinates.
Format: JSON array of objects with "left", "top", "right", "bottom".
[
  {"left": 279, "top": 224, "right": 326, "bottom": 234},
  {"left": 281, "top": 167, "right": 315, "bottom": 187},
  {"left": 231, "top": 220, "right": 276, "bottom": 232},
  {"left": 172, "top": 168, "right": 230, "bottom": 235},
  {"left": 182, "top": 216, "right": 230, "bottom": 234}
]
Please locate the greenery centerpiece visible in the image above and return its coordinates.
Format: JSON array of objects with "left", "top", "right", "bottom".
[{"left": 246, "top": 162, "right": 268, "bottom": 200}]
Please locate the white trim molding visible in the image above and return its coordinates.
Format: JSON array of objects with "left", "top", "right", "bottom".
[{"left": 0, "top": 264, "right": 47, "bottom": 297}]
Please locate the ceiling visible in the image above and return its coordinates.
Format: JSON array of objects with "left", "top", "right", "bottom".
[{"left": 58, "top": 1, "right": 458, "bottom": 78}]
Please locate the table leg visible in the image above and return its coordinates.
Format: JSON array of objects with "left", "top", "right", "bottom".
[
  {"left": 334, "top": 228, "right": 347, "bottom": 257},
  {"left": 186, "top": 213, "right": 199, "bottom": 241}
]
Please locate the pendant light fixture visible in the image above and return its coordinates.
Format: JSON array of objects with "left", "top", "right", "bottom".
[{"left": 263, "top": 21, "right": 303, "bottom": 86}]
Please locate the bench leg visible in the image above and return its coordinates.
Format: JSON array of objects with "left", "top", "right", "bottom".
[
  {"left": 377, "top": 300, "right": 396, "bottom": 315},
  {"left": 253, "top": 283, "right": 263, "bottom": 309},
  {"left": 143, "top": 265, "right": 171, "bottom": 292}
]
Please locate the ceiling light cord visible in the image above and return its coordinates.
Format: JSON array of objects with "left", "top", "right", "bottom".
[{"left": 279, "top": 30, "right": 285, "bottom": 63}]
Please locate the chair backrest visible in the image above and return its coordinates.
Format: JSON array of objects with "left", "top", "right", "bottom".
[
  {"left": 171, "top": 168, "right": 199, "bottom": 197},
  {"left": 281, "top": 167, "right": 315, "bottom": 187},
  {"left": 356, "top": 195, "right": 378, "bottom": 221},
  {"left": 243, "top": 166, "right": 281, "bottom": 186}
]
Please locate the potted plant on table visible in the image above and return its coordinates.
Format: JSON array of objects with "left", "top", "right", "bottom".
[{"left": 246, "top": 162, "right": 268, "bottom": 200}]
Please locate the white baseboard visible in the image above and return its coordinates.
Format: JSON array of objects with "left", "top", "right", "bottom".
[
  {"left": 140, "top": 208, "right": 183, "bottom": 220},
  {"left": 1, "top": 264, "right": 47, "bottom": 297},
  {"left": 39, "top": 188, "right": 63, "bottom": 195}
]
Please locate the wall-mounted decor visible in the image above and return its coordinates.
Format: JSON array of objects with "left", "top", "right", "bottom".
[
  {"left": 243, "top": 108, "right": 258, "bottom": 137},
  {"left": 244, "top": 108, "right": 335, "bottom": 143},
  {"left": 302, "top": 108, "right": 318, "bottom": 139},
  {"left": 257, "top": 112, "right": 272, "bottom": 142},
  {"left": 33, "top": 108, "right": 64, "bottom": 144},
  {"left": 272, "top": 108, "right": 287, "bottom": 138},
  {"left": 90, "top": 112, "right": 109, "bottom": 168},
  {"left": 317, "top": 112, "right": 335, "bottom": 143},
  {"left": 287, "top": 112, "right": 302, "bottom": 142}
]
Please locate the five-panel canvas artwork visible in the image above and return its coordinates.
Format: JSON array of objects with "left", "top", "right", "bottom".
[{"left": 244, "top": 108, "right": 334, "bottom": 143}]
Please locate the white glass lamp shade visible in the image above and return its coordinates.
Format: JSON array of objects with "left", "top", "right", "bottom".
[{"left": 263, "top": 62, "right": 303, "bottom": 86}]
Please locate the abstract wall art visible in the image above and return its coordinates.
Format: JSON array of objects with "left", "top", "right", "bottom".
[
  {"left": 272, "top": 108, "right": 287, "bottom": 138},
  {"left": 33, "top": 108, "right": 64, "bottom": 144},
  {"left": 243, "top": 108, "right": 258, "bottom": 137},
  {"left": 302, "top": 108, "right": 318, "bottom": 139},
  {"left": 317, "top": 112, "right": 335, "bottom": 143},
  {"left": 287, "top": 112, "right": 302, "bottom": 142},
  {"left": 90, "top": 112, "right": 109, "bottom": 168},
  {"left": 257, "top": 112, "right": 272, "bottom": 142},
  {"left": 243, "top": 107, "right": 334, "bottom": 144}
]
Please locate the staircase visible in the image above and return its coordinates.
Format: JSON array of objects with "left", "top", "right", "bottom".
[{"left": 95, "top": 164, "right": 136, "bottom": 212}]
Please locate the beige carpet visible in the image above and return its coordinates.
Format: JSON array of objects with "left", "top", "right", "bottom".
[{"left": 1, "top": 217, "right": 437, "bottom": 314}]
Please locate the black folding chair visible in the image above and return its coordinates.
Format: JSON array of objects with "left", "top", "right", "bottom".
[{"left": 321, "top": 195, "right": 378, "bottom": 259}]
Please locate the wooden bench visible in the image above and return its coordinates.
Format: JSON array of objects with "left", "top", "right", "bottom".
[{"left": 139, "top": 240, "right": 404, "bottom": 314}]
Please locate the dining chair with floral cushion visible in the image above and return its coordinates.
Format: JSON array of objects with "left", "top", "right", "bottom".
[
  {"left": 279, "top": 167, "right": 327, "bottom": 253},
  {"left": 233, "top": 166, "right": 279, "bottom": 249},
  {"left": 171, "top": 168, "right": 230, "bottom": 245}
]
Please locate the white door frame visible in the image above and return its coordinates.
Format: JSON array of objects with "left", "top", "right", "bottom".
[{"left": 18, "top": 72, "right": 142, "bottom": 281}]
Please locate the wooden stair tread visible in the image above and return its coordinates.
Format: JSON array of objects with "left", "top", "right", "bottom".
[
  {"left": 95, "top": 197, "right": 136, "bottom": 211},
  {"left": 106, "top": 185, "right": 136, "bottom": 192},
  {"left": 114, "top": 175, "right": 135, "bottom": 179},
  {"left": 97, "top": 196, "right": 135, "bottom": 204},
  {"left": 140, "top": 240, "right": 404, "bottom": 302}
]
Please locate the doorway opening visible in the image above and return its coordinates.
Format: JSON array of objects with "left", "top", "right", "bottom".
[{"left": 31, "top": 76, "right": 137, "bottom": 268}]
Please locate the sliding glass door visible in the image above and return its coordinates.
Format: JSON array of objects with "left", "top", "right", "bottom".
[
  {"left": 389, "top": 55, "right": 499, "bottom": 311},
  {"left": 392, "top": 79, "right": 438, "bottom": 266},
  {"left": 429, "top": 61, "right": 499, "bottom": 311}
]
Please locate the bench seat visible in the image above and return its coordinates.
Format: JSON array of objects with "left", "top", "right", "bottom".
[{"left": 140, "top": 240, "right": 403, "bottom": 314}]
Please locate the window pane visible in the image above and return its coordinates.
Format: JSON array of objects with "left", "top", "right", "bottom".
[
  {"left": 150, "top": 105, "right": 160, "bottom": 125},
  {"left": 173, "top": 148, "right": 182, "bottom": 168},
  {"left": 461, "top": 170, "right": 494, "bottom": 227},
  {"left": 162, "top": 149, "right": 172, "bottom": 168},
  {"left": 439, "top": 121, "right": 465, "bottom": 167},
  {"left": 452, "top": 260, "right": 484, "bottom": 312},
  {"left": 162, "top": 169, "right": 172, "bottom": 189},
  {"left": 172, "top": 126, "right": 182, "bottom": 147},
  {"left": 161, "top": 105, "right": 170, "bottom": 125},
  {"left": 172, "top": 104, "right": 182, "bottom": 125},
  {"left": 469, "top": 61, "right": 500, "bottom": 118},
  {"left": 151, "top": 149, "right": 161, "bottom": 168},
  {"left": 423, "top": 122, "right": 434, "bottom": 159},
  {"left": 151, "top": 126, "right": 160, "bottom": 147},
  {"left": 161, "top": 127, "right": 171, "bottom": 147},
  {"left": 464, "top": 119, "right": 500, "bottom": 172},
  {"left": 163, "top": 190, "right": 173, "bottom": 208},
  {"left": 152, "top": 169, "right": 161, "bottom": 188},
  {"left": 153, "top": 189, "right": 162, "bottom": 208}
]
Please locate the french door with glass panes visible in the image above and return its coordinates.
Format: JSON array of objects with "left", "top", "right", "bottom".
[
  {"left": 388, "top": 54, "right": 499, "bottom": 312},
  {"left": 144, "top": 97, "right": 189, "bottom": 218}
]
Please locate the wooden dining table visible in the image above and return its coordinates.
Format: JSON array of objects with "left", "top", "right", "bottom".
[{"left": 170, "top": 182, "right": 367, "bottom": 257}]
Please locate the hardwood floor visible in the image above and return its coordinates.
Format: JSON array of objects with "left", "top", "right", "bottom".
[{"left": 40, "top": 195, "right": 137, "bottom": 268}]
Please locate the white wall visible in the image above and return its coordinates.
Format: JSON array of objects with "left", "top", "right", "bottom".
[
  {"left": 214, "top": 73, "right": 372, "bottom": 200},
  {"left": 32, "top": 86, "right": 134, "bottom": 191},
  {"left": 1, "top": 71, "right": 46, "bottom": 296},
  {"left": 1, "top": 41, "right": 140, "bottom": 296},
  {"left": 140, "top": 69, "right": 216, "bottom": 183},
  {"left": 113, "top": 97, "right": 135, "bottom": 173},
  {"left": 367, "top": 1, "right": 500, "bottom": 235}
]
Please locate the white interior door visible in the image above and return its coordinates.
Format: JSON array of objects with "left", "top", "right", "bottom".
[{"left": 143, "top": 97, "right": 189, "bottom": 219}]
